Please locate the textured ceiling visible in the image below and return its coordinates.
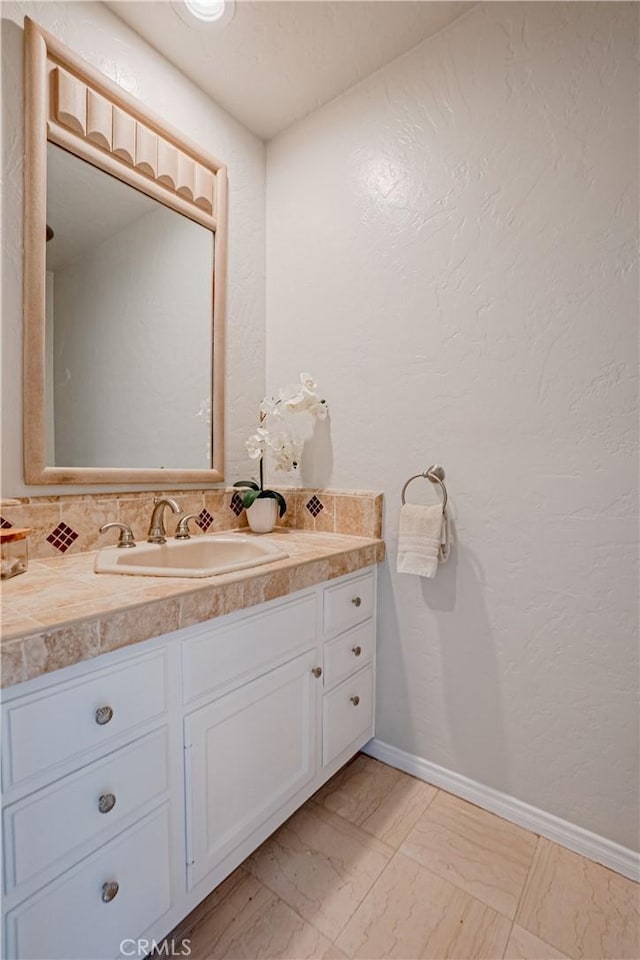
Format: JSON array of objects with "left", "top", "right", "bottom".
[{"left": 105, "top": 1, "right": 474, "bottom": 140}]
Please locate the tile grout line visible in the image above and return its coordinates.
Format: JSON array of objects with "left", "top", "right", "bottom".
[
  {"left": 330, "top": 846, "right": 408, "bottom": 953},
  {"left": 168, "top": 866, "right": 263, "bottom": 950},
  {"left": 505, "top": 837, "right": 579, "bottom": 960},
  {"left": 314, "top": 780, "right": 519, "bottom": 952},
  {"left": 502, "top": 835, "right": 580, "bottom": 960},
  {"left": 245, "top": 797, "right": 398, "bottom": 947},
  {"left": 500, "top": 834, "right": 543, "bottom": 959},
  {"left": 395, "top": 783, "right": 546, "bottom": 930},
  {"left": 331, "top": 834, "right": 523, "bottom": 958},
  {"left": 310, "top": 758, "right": 441, "bottom": 847},
  {"left": 254, "top": 884, "right": 338, "bottom": 954},
  {"left": 396, "top": 838, "right": 518, "bottom": 926},
  {"left": 242, "top": 858, "right": 337, "bottom": 947}
]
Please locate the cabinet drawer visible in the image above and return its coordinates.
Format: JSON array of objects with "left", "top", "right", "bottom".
[
  {"left": 5, "top": 804, "right": 172, "bottom": 960},
  {"left": 3, "top": 651, "right": 167, "bottom": 790},
  {"left": 323, "top": 571, "right": 374, "bottom": 638},
  {"left": 322, "top": 665, "right": 374, "bottom": 767},
  {"left": 4, "top": 728, "right": 169, "bottom": 894},
  {"left": 182, "top": 593, "right": 317, "bottom": 703},
  {"left": 324, "top": 620, "right": 374, "bottom": 689}
]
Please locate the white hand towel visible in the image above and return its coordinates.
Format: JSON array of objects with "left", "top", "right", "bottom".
[{"left": 397, "top": 503, "right": 451, "bottom": 578}]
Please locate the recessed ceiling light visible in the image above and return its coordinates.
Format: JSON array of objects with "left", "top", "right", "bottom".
[{"left": 171, "top": 0, "right": 235, "bottom": 28}]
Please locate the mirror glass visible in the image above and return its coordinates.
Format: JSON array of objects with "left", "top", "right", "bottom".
[{"left": 45, "top": 142, "right": 214, "bottom": 470}]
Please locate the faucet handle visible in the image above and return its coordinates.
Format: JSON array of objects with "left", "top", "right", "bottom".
[
  {"left": 99, "top": 522, "right": 136, "bottom": 548},
  {"left": 175, "top": 514, "right": 200, "bottom": 540}
]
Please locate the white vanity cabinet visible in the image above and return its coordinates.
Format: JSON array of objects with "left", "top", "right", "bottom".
[{"left": 1, "top": 567, "right": 377, "bottom": 960}]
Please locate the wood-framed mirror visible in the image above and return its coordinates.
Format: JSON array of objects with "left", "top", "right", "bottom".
[{"left": 23, "top": 17, "right": 227, "bottom": 484}]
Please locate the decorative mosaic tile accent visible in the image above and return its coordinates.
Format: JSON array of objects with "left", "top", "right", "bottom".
[
  {"left": 197, "top": 508, "right": 214, "bottom": 531},
  {"left": 46, "top": 522, "right": 79, "bottom": 553},
  {"left": 306, "top": 495, "right": 324, "bottom": 518},
  {"left": 1, "top": 488, "right": 381, "bottom": 557}
]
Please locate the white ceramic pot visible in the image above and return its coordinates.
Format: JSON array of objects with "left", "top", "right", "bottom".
[{"left": 246, "top": 497, "right": 278, "bottom": 534}]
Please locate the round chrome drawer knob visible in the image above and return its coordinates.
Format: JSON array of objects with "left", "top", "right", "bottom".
[
  {"left": 351, "top": 597, "right": 362, "bottom": 607},
  {"left": 312, "top": 666, "right": 323, "bottom": 678},
  {"left": 101, "top": 881, "right": 119, "bottom": 903},
  {"left": 352, "top": 645, "right": 362, "bottom": 657},
  {"left": 350, "top": 695, "right": 361, "bottom": 706},
  {"left": 98, "top": 793, "right": 116, "bottom": 814},
  {"left": 95, "top": 706, "right": 114, "bottom": 726}
]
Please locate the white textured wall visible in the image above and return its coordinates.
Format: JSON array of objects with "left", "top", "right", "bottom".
[
  {"left": 267, "top": 2, "right": 639, "bottom": 850},
  {"left": 1, "top": 0, "right": 266, "bottom": 495},
  {"left": 53, "top": 205, "right": 212, "bottom": 469}
]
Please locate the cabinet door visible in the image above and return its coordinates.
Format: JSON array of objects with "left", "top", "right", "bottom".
[{"left": 185, "top": 649, "right": 319, "bottom": 888}]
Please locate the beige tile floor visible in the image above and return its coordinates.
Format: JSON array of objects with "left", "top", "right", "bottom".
[{"left": 168, "top": 755, "right": 639, "bottom": 960}]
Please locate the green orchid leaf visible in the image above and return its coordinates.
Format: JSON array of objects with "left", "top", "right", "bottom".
[
  {"left": 274, "top": 491, "right": 288, "bottom": 518},
  {"left": 233, "top": 480, "right": 260, "bottom": 491},
  {"left": 241, "top": 488, "right": 262, "bottom": 508}
]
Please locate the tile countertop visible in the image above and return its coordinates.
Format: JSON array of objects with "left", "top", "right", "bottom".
[{"left": 0, "top": 529, "right": 385, "bottom": 689}]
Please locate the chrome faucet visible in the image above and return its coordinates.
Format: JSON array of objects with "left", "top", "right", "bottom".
[
  {"left": 99, "top": 521, "right": 136, "bottom": 548},
  {"left": 175, "top": 514, "right": 201, "bottom": 540},
  {"left": 147, "top": 498, "right": 182, "bottom": 544}
]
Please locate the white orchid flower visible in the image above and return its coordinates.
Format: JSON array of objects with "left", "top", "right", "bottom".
[
  {"left": 269, "top": 432, "right": 301, "bottom": 472},
  {"left": 284, "top": 390, "right": 309, "bottom": 412},
  {"left": 277, "top": 382, "right": 299, "bottom": 405},
  {"left": 259, "top": 396, "right": 281, "bottom": 418},
  {"left": 283, "top": 384, "right": 320, "bottom": 413},
  {"left": 245, "top": 427, "right": 268, "bottom": 459},
  {"left": 244, "top": 373, "right": 328, "bottom": 477}
]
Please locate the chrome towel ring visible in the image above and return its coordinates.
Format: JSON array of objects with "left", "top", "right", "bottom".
[{"left": 401, "top": 464, "right": 448, "bottom": 512}]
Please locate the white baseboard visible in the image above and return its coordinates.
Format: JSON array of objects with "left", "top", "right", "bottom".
[{"left": 363, "top": 738, "right": 640, "bottom": 883}]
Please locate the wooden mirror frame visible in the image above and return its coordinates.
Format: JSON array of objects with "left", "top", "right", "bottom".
[{"left": 23, "top": 17, "right": 227, "bottom": 484}]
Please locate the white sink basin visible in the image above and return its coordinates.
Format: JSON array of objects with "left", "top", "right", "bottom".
[{"left": 95, "top": 533, "right": 288, "bottom": 578}]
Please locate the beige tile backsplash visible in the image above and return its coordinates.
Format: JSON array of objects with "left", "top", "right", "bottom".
[{"left": 0, "top": 488, "right": 382, "bottom": 559}]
